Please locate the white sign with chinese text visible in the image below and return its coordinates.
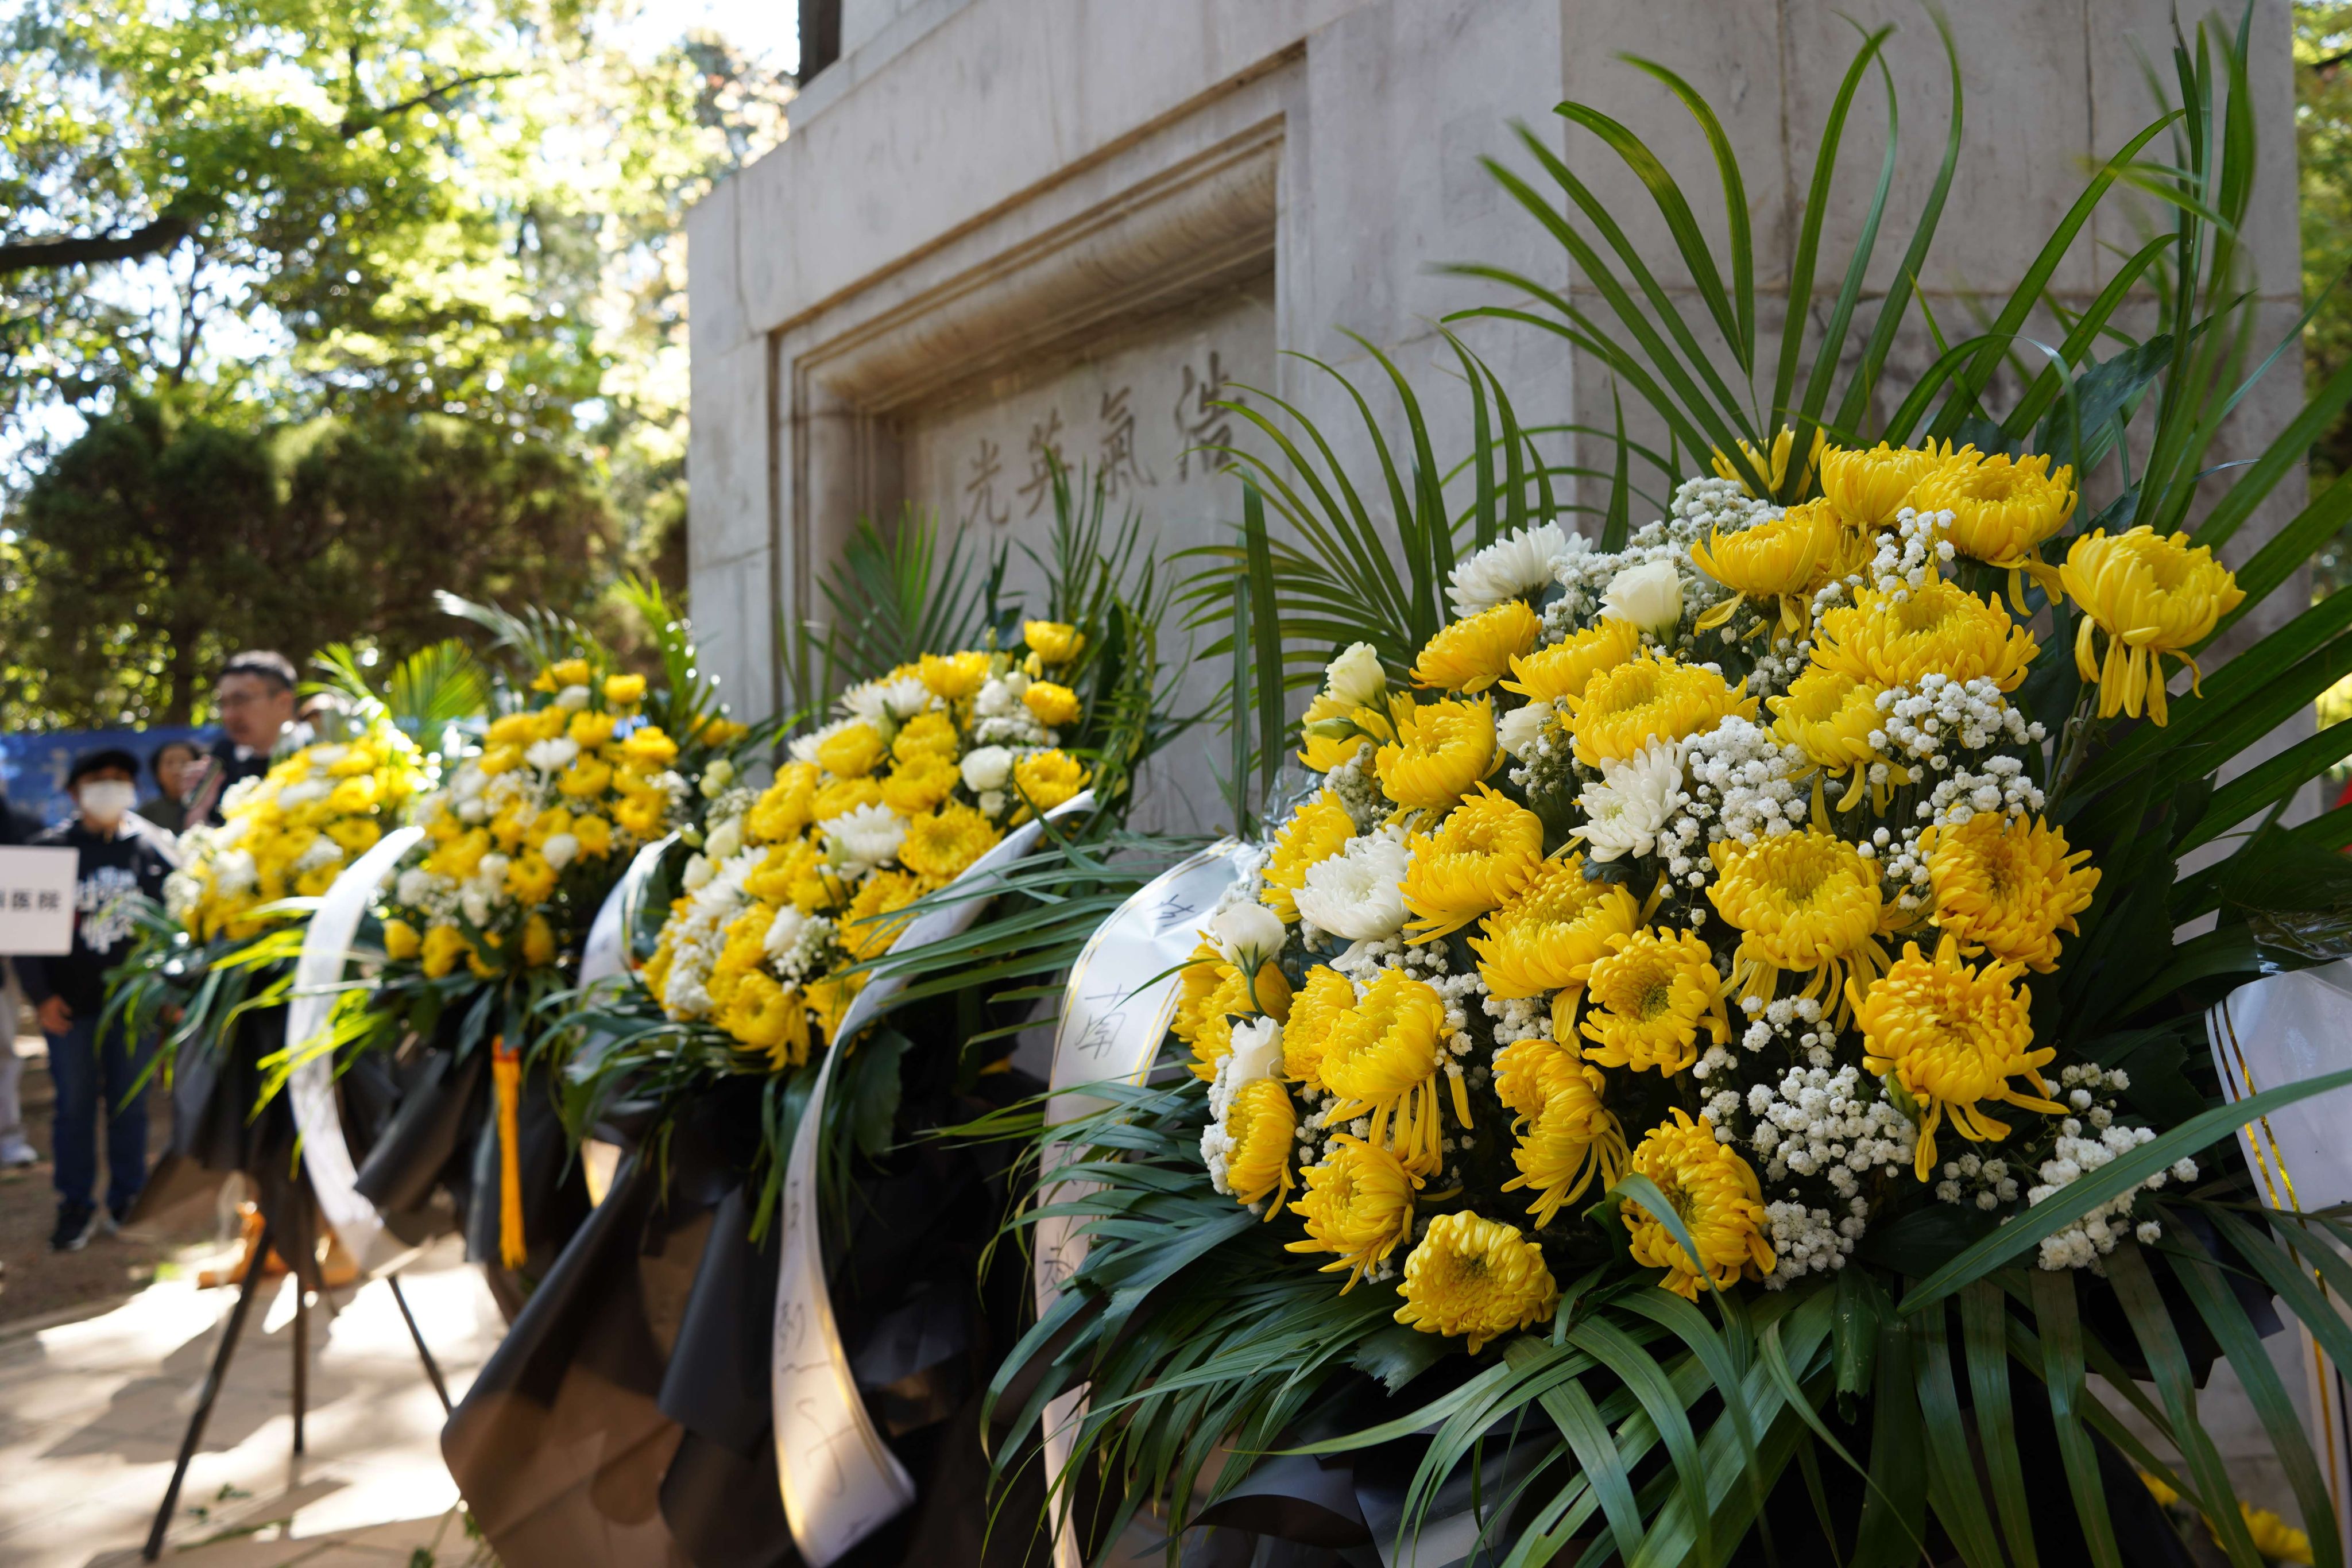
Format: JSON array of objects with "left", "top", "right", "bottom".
[{"left": 0, "top": 847, "right": 79, "bottom": 955}]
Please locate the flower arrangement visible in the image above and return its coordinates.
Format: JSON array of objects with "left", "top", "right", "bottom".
[
  {"left": 641, "top": 626, "right": 1096, "bottom": 1071},
  {"left": 166, "top": 719, "right": 429, "bottom": 942},
  {"left": 374, "top": 655, "right": 695, "bottom": 982},
  {"left": 1178, "top": 447, "right": 2222, "bottom": 1339}
]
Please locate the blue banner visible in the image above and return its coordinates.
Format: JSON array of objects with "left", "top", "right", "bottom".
[{"left": 0, "top": 727, "right": 221, "bottom": 827}]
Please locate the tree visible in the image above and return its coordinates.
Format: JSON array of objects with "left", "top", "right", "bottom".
[
  {"left": 0, "top": 396, "right": 620, "bottom": 727},
  {"left": 0, "top": 1, "right": 790, "bottom": 721}
]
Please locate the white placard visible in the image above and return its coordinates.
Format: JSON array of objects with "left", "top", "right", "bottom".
[
  {"left": 773, "top": 791, "right": 1093, "bottom": 1566},
  {"left": 0, "top": 846, "right": 79, "bottom": 955},
  {"left": 286, "top": 826, "right": 427, "bottom": 1277}
]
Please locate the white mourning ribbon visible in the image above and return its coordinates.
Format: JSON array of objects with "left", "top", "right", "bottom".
[
  {"left": 1031, "top": 841, "right": 1244, "bottom": 1568},
  {"left": 2207, "top": 958, "right": 2352, "bottom": 1562},
  {"left": 2206, "top": 958, "right": 2352, "bottom": 1213},
  {"left": 773, "top": 790, "right": 1096, "bottom": 1566},
  {"left": 285, "top": 824, "right": 428, "bottom": 1276},
  {"left": 578, "top": 834, "right": 674, "bottom": 988}
]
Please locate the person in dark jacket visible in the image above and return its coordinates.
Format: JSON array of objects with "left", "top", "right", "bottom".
[
  {"left": 17, "top": 748, "right": 180, "bottom": 1250},
  {"left": 138, "top": 738, "right": 202, "bottom": 836},
  {"left": 0, "top": 783, "right": 38, "bottom": 1169},
  {"left": 181, "top": 650, "right": 297, "bottom": 827}
]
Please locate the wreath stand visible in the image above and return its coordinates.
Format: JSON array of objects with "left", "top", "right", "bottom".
[{"left": 141, "top": 1195, "right": 454, "bottom": 1561}]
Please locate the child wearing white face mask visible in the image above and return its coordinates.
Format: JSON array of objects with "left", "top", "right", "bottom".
[{"left": 15, "top": 749, "right": 179, "bottom": 1251}]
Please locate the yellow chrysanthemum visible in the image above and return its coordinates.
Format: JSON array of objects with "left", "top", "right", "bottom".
[
  {"left": 1023, "top": 681, "right": 1082, "bottom": 727},
  {"left": 1286, "top": 1135, "right": 1420, "bottom": 1289},
  {"left": 915, "top": 651, "right": 991, "bottom": 700},
  {"left": 813, "top": 776, "right": 884, "bottom": 822},
  {"left": 1281, "top": 966, "right": 1357, "bottom": 1092},
  {"left": 505, "top": 851, "right": 558, "bottom": 908},
  {"left": 721, "top": 970, "right": 814, "bottom": 1069},
  {"left": 901, "top": 800, "right": 1002, "bottom": 882},
  {"left": 1811, "top": 578, "right": 2038, "bottom": 692},
  {"left": 382, "top": 919, "right": 421, "bottom": 961},
  {"left": 1816, "top": 441, "right": 1966, "bottom": 529},
  {"left": 1622, "top": 1110, "right": 1775, "bottom": 1300},
  {"left": 1024, "top": 621, "right": 1086, "bottom": 664},
  {"left": 521, "top": 913, "right": 557, "bottom": 968},
  {"left": 1503, "top": 617, "right": 1643, "bottom": 705},
  {"left": 748, "top": 763, "right": 821, "bottom": 845},
  {"left": 1579, "top": 927, "right": 1731, "bottom": 1075},
  {"left": 1711, "top": 425, "right": 1825, "bottom": 501},
  {"left": 1921, "top": 814, "right": 2098, "bottom": 973},
  {"left": 1393, "top": 1211, "right": 1558, "bottom": 1353},
  {"left": 1852, "top": 935, "right": 2060, "bottom": 1182},
  {"left": 1909, "top": 450, "right": 2076, "bottom": 570},
  {"left": 420, "top": 924, "right": 475, "bottom": 980},
  {"left": 1320, "top": 968, "right": 1472, "bottom": 1174},
  {"left": 1375, "top": 696, "right": 1496, "bottom": 814},
  {"left": 2061, "top": 526, "right": 2245, "bottom": 726},
  {"left": 1469, "top": 854, "right": 1640, "bottom": 1024},
  {"left": 1013, "top": 749, "right": 1089, "bottom": 817},
  {"left": 1297, "top": 690, "right": 1396, "bottom": 773},
  {"left": 558, "top": 756, "right": 614, "bottom": 801},
  {"left": 1220, "top": 1078, "right": 1296, "bottom": 1210},
  {"left": 807, "top": 970, "right": 864, "bottom": 1046},
  {"left": 1767, "top": 666, "right": 1897, "bottom": 805},
  {"left": 1501, "top": 1058, "right": 1627, "bottom": 1227},
  {"left": 1411, "top": 601, "right": 1541, "bottom": 694},
  {"left": 536, "top": 656, "right": 591, "bottom": 692},
  {"left": 1170, "top": 941, "right": 1226, "bottom": 1049},
  {"left": 1402, "top": 784, "right": 1543, "bottom": 942},
  {"left": 1691, "top": 499, "right": 1848, "bottom": 638},
  {"left": 1491, "top": 1036, "right": 1583, "bottom": 1120},
  {"left": 818, "top": 722, "right": 887, "bottom": 779},
  {"left": 1564, "top": 655, "right": 1758, "bottom": 768},
  {"left": 603, "top": 673, "right": 647, "bottom": 706},
  {"left": 892, "top": 711, "right": 960, "bottom": 762},
  {"left": 1260, "top": 792, "right": 1356, "bottom": 923},
  {"left": 881, "top": 756, "right": 961, "bottom": 816},
  {"left": 2235, "top": 1504, "right": 2314, "bottom": 1566},
  {"left": 567, "top": 710, "right": 618, "bottom": 750},
  {"left": 620, "top": 726, "right": 678, "bottom": 768},
  {"left": 1706, "top": 828, "right": 1889, "bottom": 1023},
  {"left": 841, "top": 869, "right": 925, "bottom": 960}
]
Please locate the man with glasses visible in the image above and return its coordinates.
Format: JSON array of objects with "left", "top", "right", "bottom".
[{"left": 181, "top": 651, "right": 298, "bottom": 826}]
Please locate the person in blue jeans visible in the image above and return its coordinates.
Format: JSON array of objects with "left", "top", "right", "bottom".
[{"left": 14, "top": 749, "right": 179, "bottom": 1250}]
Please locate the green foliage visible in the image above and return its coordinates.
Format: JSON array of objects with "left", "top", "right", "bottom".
[{"left": 0, "top": 397, "right": 618, "bottom": 726}]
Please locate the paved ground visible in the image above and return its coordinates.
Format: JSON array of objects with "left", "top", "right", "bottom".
[
  {"left": 1, "top": 1034, "right": 200, "bottom": 1328},
  {"left": 0, "top": 1233, "right": 502, "bottom": 1568}
]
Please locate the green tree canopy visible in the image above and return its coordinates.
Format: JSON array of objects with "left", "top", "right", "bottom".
[{"left": 0, "top": 0, "right": 789, "bottom": 725}]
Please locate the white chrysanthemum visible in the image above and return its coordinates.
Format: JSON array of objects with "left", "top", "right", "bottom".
[
  {"left": 960, "top": 745, "right": 1013, "bottom": 792},
  {"left": 1448, "top": 521, "right": 1567, "bottom": 615},
  {"left": 1323, "top": 642, "right": 1387, "bottom": 707},
  {"left": 307, "top": 744, "right": 350, "bottom": 771},
  {"left": 680, "top": 853, "right": 714, "bottom": 892},
  {"left": 705, "top": 816, "right": 745, "bottom": 864},
  {"left": 459, "top": 883, "right": 493, "bottom": 928},
  {"left": 823, "top": 802, "right": 907, "bottom": 869},
  {"left": 1208, "top": 1015, "right": 1285, "bottom": 1121},
  {"left": 556, "top": 684, "right": 593, "bottom": 711},
  {"left": 1600, "top": 559, "right": 1684, "bottom": 634},
  {"left": 541, "top": 832, "right": 580, "bottom": 872},
  {"left": 1291, "top": 831, "right": 1411, "bottom": 941},
  {"left": 1572, "top": 737, "right": 1689, "bottom": 861},
  {"left": 219, "top": 777, "right": 264, "bottom": 818},
  {"left": 525, "top": 736, "right": 579, "bottom": 773},
  {"left": 448, "top": 767, "right": 485, "bottom": 803},
  {"left": 844, "top": 674, "right": 934, "bottom": 724}
]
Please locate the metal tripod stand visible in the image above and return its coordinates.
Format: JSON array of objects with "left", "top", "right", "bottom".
[{"left": 141, "top": 1209, "right": 454, "bottom": 1561}]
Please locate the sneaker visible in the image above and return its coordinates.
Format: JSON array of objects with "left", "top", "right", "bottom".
[
  {"left": 49, "top": 1202, "right": 98, "bottom": 1252},
  {"left": 0, "top": 1137, "right": 34, "bottom": 1168}
]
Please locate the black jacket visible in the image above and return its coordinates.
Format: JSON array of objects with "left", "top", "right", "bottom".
[
  {"left": 183, "top": 738, "right": 272, "bottom": 827},
  {"left": 15, "top": 815, "right": 179, "bottom": 1017}
]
